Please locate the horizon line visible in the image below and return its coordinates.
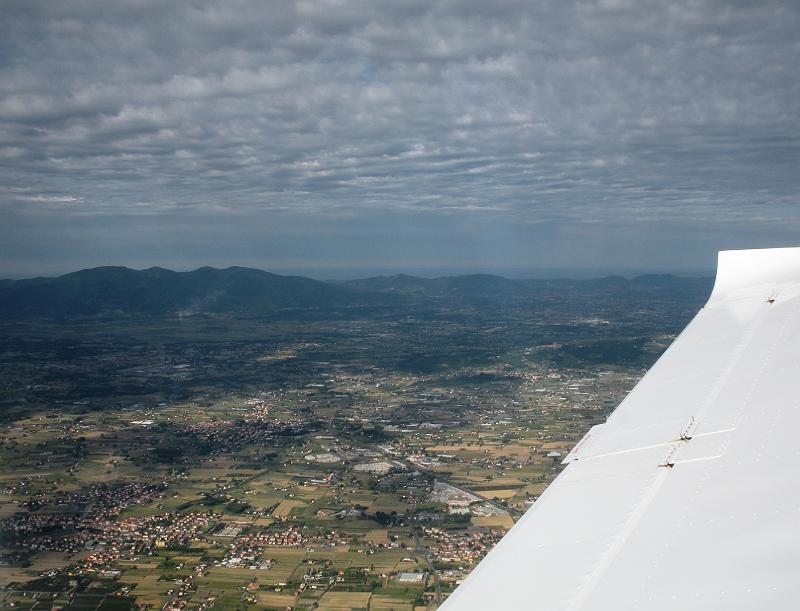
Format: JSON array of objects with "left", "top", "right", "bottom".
[{"left": 0, "top": 263, "right": 717, "bottom": 283}]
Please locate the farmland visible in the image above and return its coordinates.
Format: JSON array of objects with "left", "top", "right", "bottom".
[{"left": 0, "top": 274, "right": 710, "bottom": 609}]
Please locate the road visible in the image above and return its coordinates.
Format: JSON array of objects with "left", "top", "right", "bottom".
[{"left": 412, "top": 524, "right": 442, "bottom": 610}]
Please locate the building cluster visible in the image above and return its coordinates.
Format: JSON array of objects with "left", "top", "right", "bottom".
[
  {"left": 186, "top": 418, "right": 307, "bottom": 458},
  {"left": 214, "top": 525, "right": 305, "bottom": 569},
  {"left": 159, "top": 573, "right": 197, "bottom": 611},
  {"left": 8, "top": 510, "right": 216, "bottom": 570},
  {"left": 0, "top": 481, "right": 167, "bottom": 537},
  {"left": 421, "top": 526, "right": 504, "bottom": 565}
]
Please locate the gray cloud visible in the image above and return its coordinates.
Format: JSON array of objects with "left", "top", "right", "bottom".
[{"left": 0, "top": 0, "right": 798, "bottom": 275}]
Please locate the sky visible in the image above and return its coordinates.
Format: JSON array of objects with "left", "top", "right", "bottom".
[{"left": 1, "top": 0, "right": 798, "bottom": 278}]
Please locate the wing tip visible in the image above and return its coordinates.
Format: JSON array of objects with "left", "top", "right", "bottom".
[{"left": 710, "top": 246, "right": 800, "bottom": 304}]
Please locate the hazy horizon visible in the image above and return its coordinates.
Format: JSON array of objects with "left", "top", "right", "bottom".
[{"left": 0, "top": 261, "right": 716, "bottom": 282}]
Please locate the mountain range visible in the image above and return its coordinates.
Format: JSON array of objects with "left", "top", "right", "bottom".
[{"left": 0, "top": 266, "right": 714, "bottom": 319}]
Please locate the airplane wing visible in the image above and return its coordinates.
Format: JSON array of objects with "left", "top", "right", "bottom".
[{"left": 440, "top": 247, "right": 800, "bottom": 610}]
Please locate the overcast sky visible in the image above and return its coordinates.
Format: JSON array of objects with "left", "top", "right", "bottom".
[{"left": 1, "top": 0, "right": 798, "bottom": 278}]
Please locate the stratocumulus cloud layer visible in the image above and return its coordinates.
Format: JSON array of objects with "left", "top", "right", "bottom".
[{"left": 1, "top": 0, "right": 798, "bottom": 276}]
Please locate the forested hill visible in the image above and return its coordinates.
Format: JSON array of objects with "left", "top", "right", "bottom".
[{"left": 0, "top": 266, "right": 714, "bottom": 319}]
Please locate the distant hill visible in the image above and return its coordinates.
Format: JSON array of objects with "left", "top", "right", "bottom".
[
  {"left": 345, "top": 272, "right": 713, "bottom": 300},
  {"left": 0, "top": 266, "right": 387, "bottom": 319},
  {"left": 0, "top": 266, "right": 714, "bottom": 320},
  {"left": 342, "top": 273, "right": 530, "bottom": 298}
]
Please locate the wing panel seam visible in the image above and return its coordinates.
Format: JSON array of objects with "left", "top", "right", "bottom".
[{"left": 564, "top": 466, "right": 672, "bottom": 611}]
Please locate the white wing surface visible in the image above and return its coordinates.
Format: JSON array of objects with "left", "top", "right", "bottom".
[{"left": 441, "top": 247, "right": 800, "bottom": 610}]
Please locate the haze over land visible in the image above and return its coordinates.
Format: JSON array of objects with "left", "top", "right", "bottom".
[{"left": 0, "top": 265, "right": 712, "bottom": 319}]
